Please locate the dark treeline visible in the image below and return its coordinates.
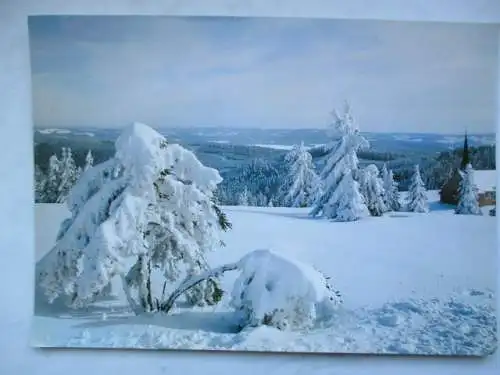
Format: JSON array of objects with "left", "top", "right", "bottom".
[{"left": 33, "top": 137, "right": 495, "bottom": 205}]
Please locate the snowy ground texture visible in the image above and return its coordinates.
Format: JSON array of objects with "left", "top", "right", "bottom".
[{"left": 32, "top": 191, "right": 498, "bottom": 356}]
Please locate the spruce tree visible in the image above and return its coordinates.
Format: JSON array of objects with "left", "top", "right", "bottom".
[
  {"left": 381, "top": 164, "right": 401, "bottom": 211},
  {"left": 360, "top": 164, "right": 386, "bottom": 216},
  {"left": 238, "top": 187, "right": 249, "bottom": 206},
  {"left": 282, "top": 142, "right": 319, "bottom": 207},
  {"left": 84, "top": 150, "right": 94, "bottom": 171},
  {"left": 456, "top": 163, "right": 482, "bottom": 215},
  {"left": 406, "top": 164, "right": 429, "bottom": 213},
  {"left": 325, "top": 171, "right": 366, "bottom": 221},
  {"left": 310, "top": 102, "right": 369, "bottom": 220},
  {"left": 45, "top": 154, "right": 61, "bottom": 203},
  {"left": 37, "top": 123, "right": 231, "bottom": 312},
  {"left": 56, "top": 147, "right": 79, "bottom": 203},
  {"left": 34, "top": 164, "right": 47, "bottom": 203}
]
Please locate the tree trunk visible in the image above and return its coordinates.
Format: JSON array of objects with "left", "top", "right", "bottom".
[
  {"left": 146, "top": 259, "right": 153, "bottom": 310},
  {"left": 138, "top": 255, "right": 153, "bottom": 312},
  {"left": 160, "top": 262, "right": 239, "bottom": 313},
  {"left": 120, "top": 274, "right": 141, "bottom": 315}
]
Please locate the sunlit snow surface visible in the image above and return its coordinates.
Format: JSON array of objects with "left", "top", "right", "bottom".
[{"left": 32, "top": 191, "right": 497, "bottom": 356}]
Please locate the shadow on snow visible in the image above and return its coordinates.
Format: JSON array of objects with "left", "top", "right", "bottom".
[{"left": 74, "top": 310, "right": 241, "bottom": 334}]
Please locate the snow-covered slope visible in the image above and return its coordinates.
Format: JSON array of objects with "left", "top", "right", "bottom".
[{"left": 32, "top": 191, "right": 497, "bottom": 356}]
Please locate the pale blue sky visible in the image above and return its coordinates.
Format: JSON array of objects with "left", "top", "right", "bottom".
[{"left": 29, "top": 16, "right": 499, "bottom": 133}]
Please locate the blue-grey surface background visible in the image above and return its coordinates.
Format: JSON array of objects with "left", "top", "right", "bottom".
[{"left": 0, "top": 0, "right": 499, "bottom": 374}]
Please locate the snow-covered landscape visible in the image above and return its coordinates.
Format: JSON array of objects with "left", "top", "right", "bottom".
[
  {"left": 33, "top": 197, "right": 497, "bottom": 355},
  {"left": 32, "top": 120, "right": 498, "bottom": 356},
  {"left": 28, "top": 15, "right": 498, "bottom": 359}
]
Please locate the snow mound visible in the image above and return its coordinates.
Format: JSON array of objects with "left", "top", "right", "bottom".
[{"left": 231, "top": 249, "right": 342, "bottom": 330}]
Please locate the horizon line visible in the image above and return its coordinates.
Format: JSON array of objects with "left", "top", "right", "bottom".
[{"left": 33, "top": 125, "right": 496, "bottom": 136}]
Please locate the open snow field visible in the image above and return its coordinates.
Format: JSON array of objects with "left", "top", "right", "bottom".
[{"left": 32, "top": 191, "right": 498, "bottom": 356}]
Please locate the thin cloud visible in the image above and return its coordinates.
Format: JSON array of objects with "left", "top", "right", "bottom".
[{"left": 29, "top": 16, "right": 499, "bottom": 133}]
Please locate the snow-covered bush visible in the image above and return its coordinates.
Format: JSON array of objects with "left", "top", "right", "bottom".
[
  {"left": 37, "top": 122, "right": 230, "bottom": 312},
  {"left": 406, "top": 164, "right": 429, "bottom": 213},
  {"left": 359, "top": 164, "right": 386, "bottom": 217},
  {"left": 230, "top": 249, "right": 342, "bottom": 331},
  {"left": 310, "top": 102, "right": 369, "bottom": 220},
  {"left": 456, "top": 164, "right": 482, "bottom": 215}
]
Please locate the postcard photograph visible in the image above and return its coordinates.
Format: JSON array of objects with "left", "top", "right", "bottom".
[{"left": 30, "top": 15, "right": 498, "bottom": 356}]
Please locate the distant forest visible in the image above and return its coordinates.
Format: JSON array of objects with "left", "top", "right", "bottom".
[{"left": 33, "top": 135, "right": 495, "bottom": 206}]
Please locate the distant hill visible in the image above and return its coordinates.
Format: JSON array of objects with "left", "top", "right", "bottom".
[{"left": 32, "top": 129, "right": 495, "bottom": 204}]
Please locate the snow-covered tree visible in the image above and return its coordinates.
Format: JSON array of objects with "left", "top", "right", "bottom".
[
  {"left": 248, "top": 193, "right": 258, "bottom": 207},
  {"left": 215, "top": 187, "right": 229, "bottom": 205},
  {"left": 130, "top": 141, "right": 232, "bottom": 311},
  {"left": 219, "top": 158, "right": 283, "bottom": 206},
  {"left": 310, "top": 102, "right": 369, "bottom": 220},
  {"left": 37, "top": 122, "right": 231, "bottom": 313},
  {"left": 324, "top": 171, "right": 367, "bottom": 221},
  {"left": 282, "top": 142, "right": 319, "bottom": 208},
  {"left": 406, "top": 164, "right": 429, "bottom": 213},
  {"left": 359, "top": 164, "right": 386, "bottom": 217},
  {"left": 56, "top": 147, "right": 80, "bottom": 203},
  {"left": 34, "top": 164, "right": 47, "bottom": 203},
  {"left": 255, "top": 192, "right": 268, "bottom": 207},
  {"left": 44, "top": 154, "right": 61, "bottom": 203},
  {"left": 381, "top": 164, "right": 401, "bottom": 212},
  {"left": 84, "top": 150, "right": 94, "bottom": 171},
  {"left": 455, "top": 164, "right": 482, "bottom": 215},
  {"left": 238, "top": 187, "right": 250, "bottom": 206}
]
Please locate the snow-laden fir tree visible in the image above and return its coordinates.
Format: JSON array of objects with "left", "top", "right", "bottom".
[
  {"left": 219, "top": 158, "right": 282, "bottom": 206},
  {"left": 84, "top": 150, "right": 94, "bottom": 171},
  {"left": 381, "top": 164, "right": 401, "bottom": 212},
  {"left": 255, "top": 192, "right": 268, "bottom": 207},
  {"left": 310, "top": 102, "right": 369, "bottom": 220},
  {"left": 359, "top": 164, "right": 386, "bottom": 216},
  {"left": 215, "top": 187, "right": 228, "bottom": 206},
  {"left": 276, "top": 145, "right": 301, "bottom": 205},
  {"left": 34, "top": 164, "right": 47, "bottom": 203},
  {"left": 455, "top": 163, "right": 482, "bottom": 215},
  {"left": 238, "top": 187, "right": 250, "bottom": 206},
  {"left": 56, "top": 147, "right": 80, "bottom": 203},
  {"left": 406, "top": 164, "right": 429, "bottom": 213},
  {"left": 129, "top": 139, "right": 232, "bottom": 311},
  {"left": 324, "top": 170, "right": 366, "bottom": 221},
  {"left": 282, "top": 142, "right": 319, "bottom": 207},
  {"left": 248, "top": 194, "right": 258, "bottom": 207},
  {"left": 44, "top": 154, "right": 61, "bottom": 203},
  {"left": 36, "top": 123, "right": 231, "bottom": 313}
]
